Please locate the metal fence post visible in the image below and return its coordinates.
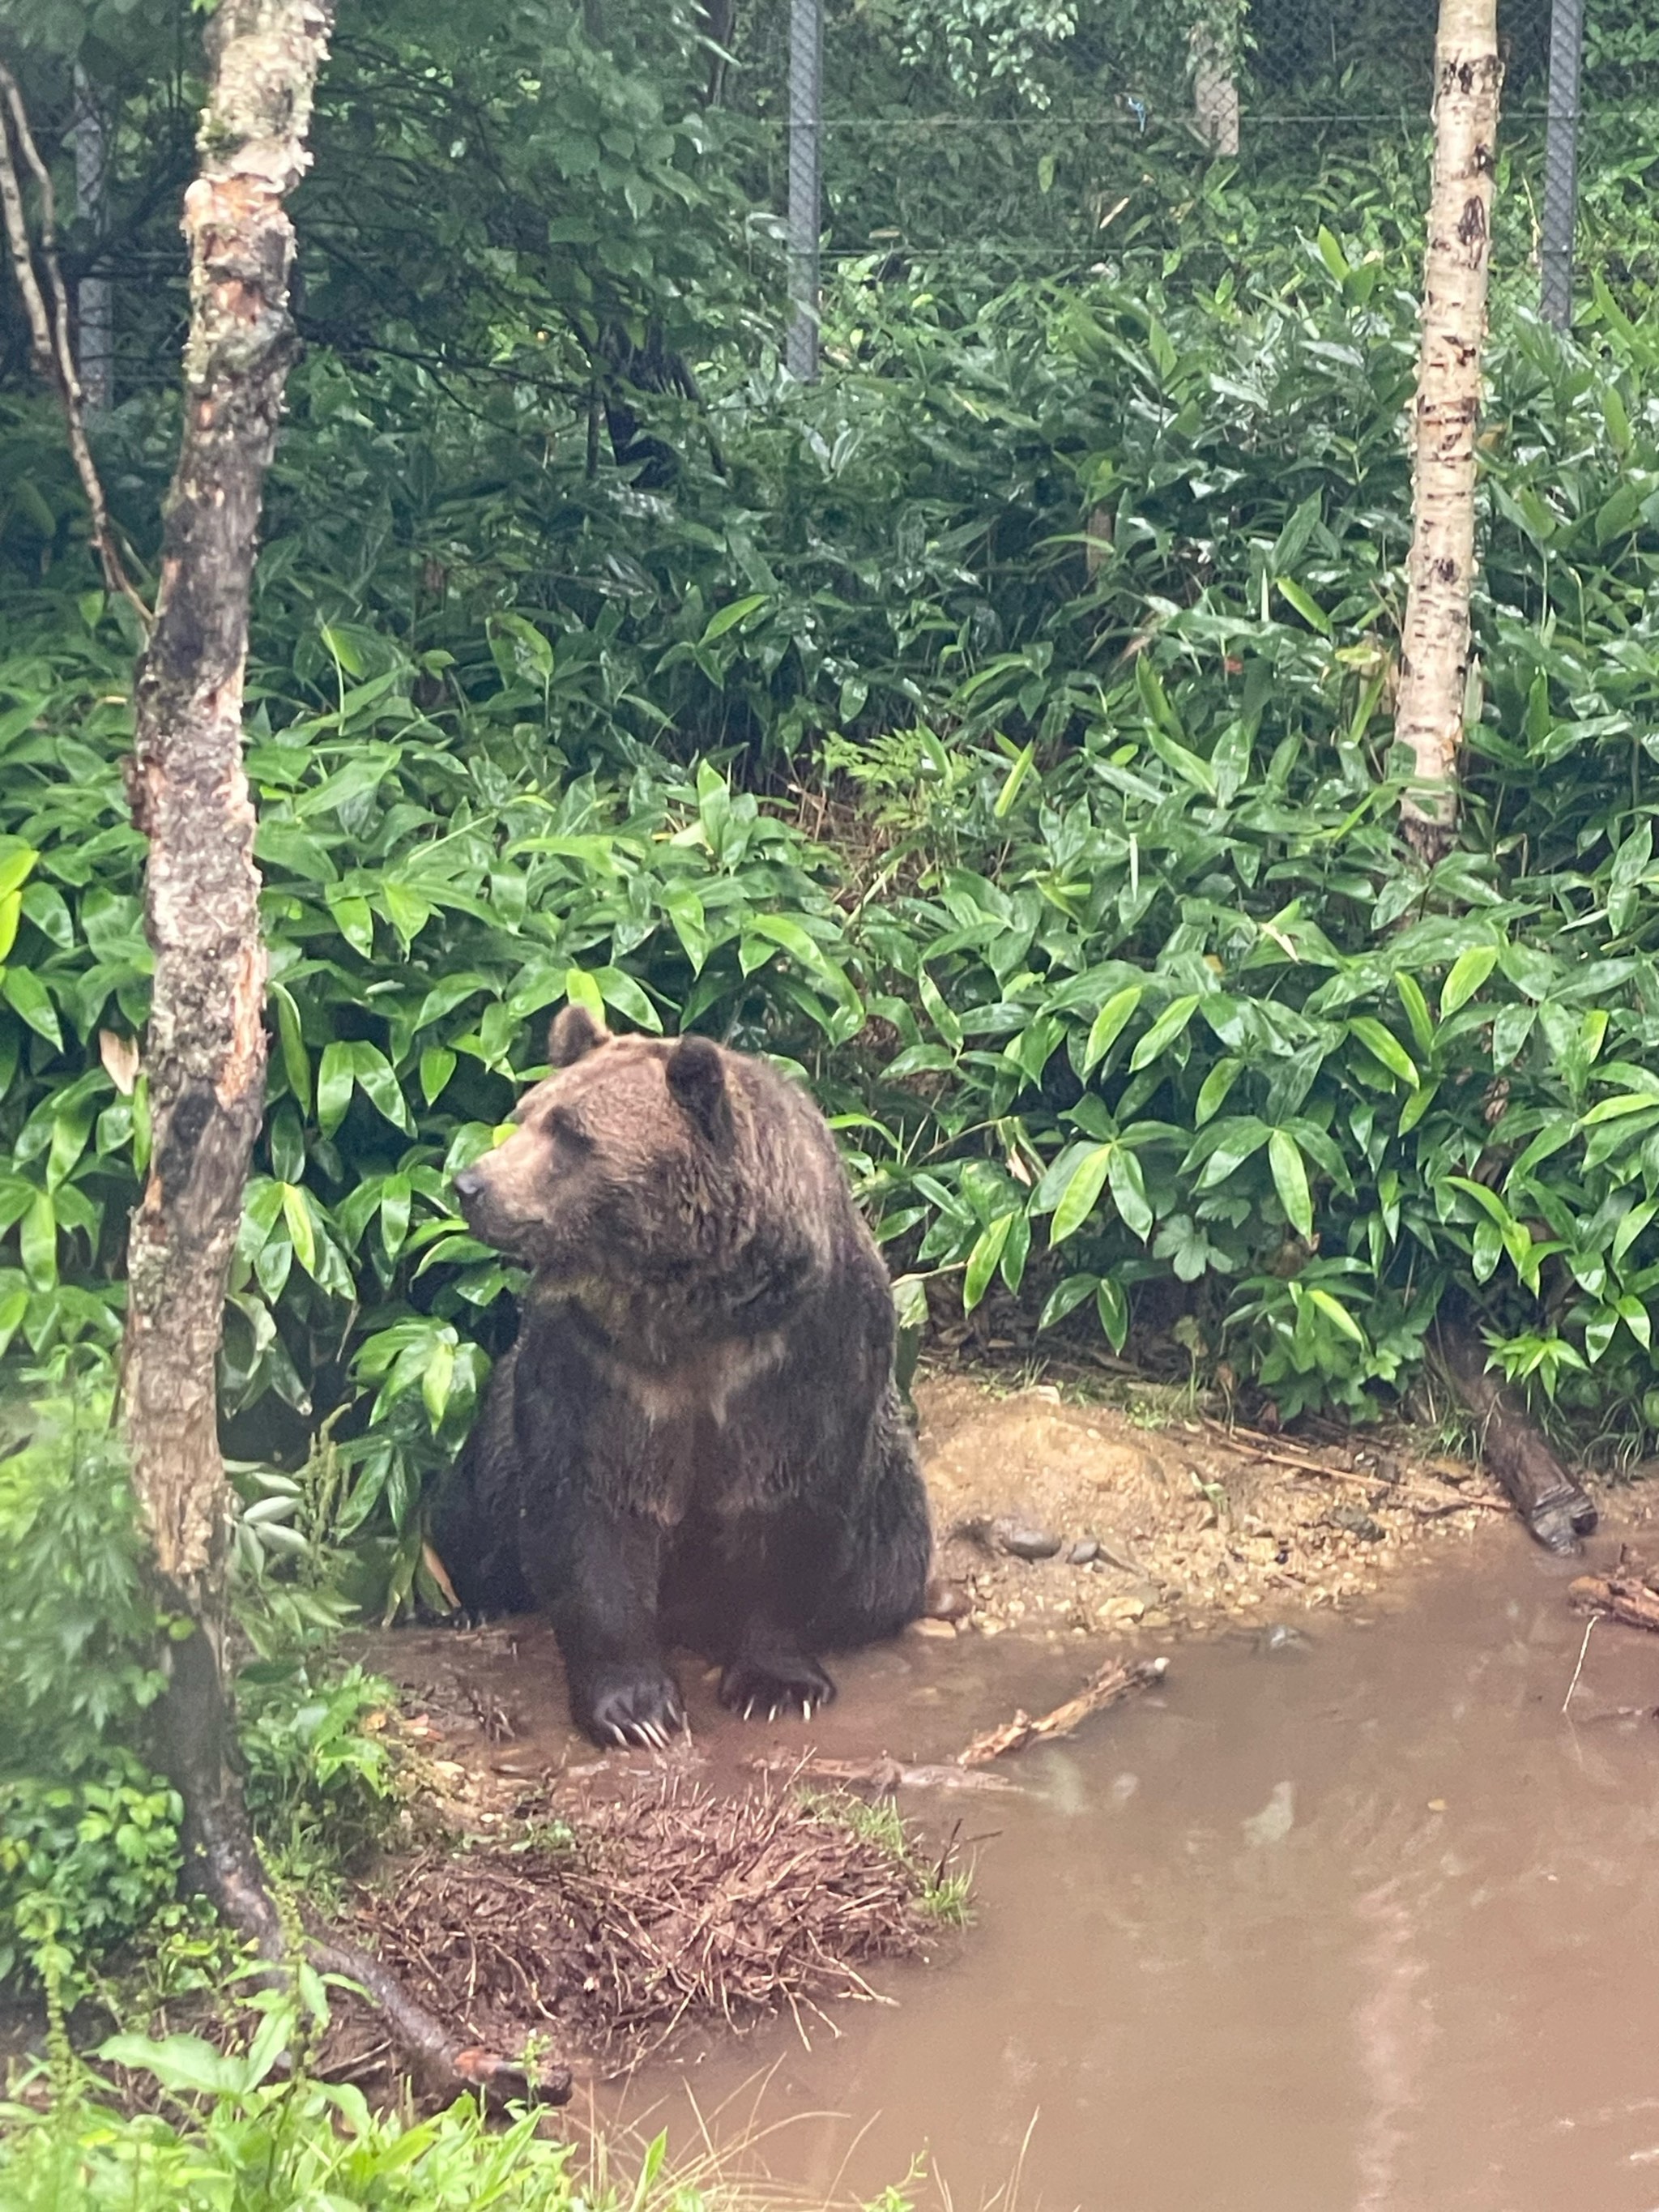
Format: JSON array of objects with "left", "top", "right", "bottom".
[
  {"left": 786, "top": 0, "right": 822, "bottom": 381},
  {"left": 1541, "top": 0, "right": 1586, "bottom": 329},
  {"left": 71, "top": 64, "right": 113, "bottom": 413}
]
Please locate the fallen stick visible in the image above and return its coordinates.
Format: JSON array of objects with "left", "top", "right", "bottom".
[
  {"left": 1200, "top": 1418, "right": 1508, "bottom": 1515},
  {"left": 1569, "top": 1572, "right": 1659, "bottom": 1634},
  {"left": 955, "top": 1655, "right": 1168, "bottom": 1768}
]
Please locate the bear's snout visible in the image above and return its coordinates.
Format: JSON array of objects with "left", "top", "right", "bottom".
[{"left": 453, "top": 1166, "right": 484, "bottom": 1204}]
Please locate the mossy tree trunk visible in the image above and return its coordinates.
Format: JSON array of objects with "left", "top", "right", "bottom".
[{"left": 1394, "top": 0, "right": 1503, "bottom": 865}]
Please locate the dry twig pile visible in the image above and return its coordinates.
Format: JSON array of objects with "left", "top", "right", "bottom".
[{"left": 356, "top": 1774, "right": 929, "bottom": 2065}]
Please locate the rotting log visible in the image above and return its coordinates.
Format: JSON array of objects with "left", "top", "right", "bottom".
[
  {"left": 1436, "top": 1311, "right": 1595, "bottom": 1554},
  {"left": 1394, "top": 0, "right": 1503, "bottom": 865},
  {"left": 117, "top": 0, "right": 565, "bottom": 2107}
]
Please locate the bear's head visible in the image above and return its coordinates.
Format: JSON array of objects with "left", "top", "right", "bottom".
[{"left": 450, "top": 1005, "right": 739, "bottom": 1284}]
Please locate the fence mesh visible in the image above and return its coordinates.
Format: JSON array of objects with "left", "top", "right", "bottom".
[{"left": 741, "top": 0, "right": 1659, "bottom": 340}]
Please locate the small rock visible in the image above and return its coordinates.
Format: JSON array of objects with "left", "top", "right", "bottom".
[
  {"left": 1331, "top": 1504, "right": 1386, "bottom": 1543},
  {"left": 909, "top": 1616, "right": 957, "bottom": 1640},
  {"left": 996, "top": 1521, "right": 1063, "bottom": 1561},
  {"left": 1068, "top": 1539, "right": 1101, "bottom": 1565}
]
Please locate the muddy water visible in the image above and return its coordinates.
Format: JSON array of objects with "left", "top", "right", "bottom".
[{"left": 598, "top": 1530, "right": 1659, "bottom": 2212}]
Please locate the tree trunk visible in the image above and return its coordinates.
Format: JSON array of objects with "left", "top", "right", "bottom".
[
  {"left": 122, "top": 0, "right": 332, "bottom": 1908},
  {"left": 1394, "top": 0, "right": 1502, "bottom": 866},
  {"left": 1192, "top": 23, "right": 1240, "bottom": 158}
]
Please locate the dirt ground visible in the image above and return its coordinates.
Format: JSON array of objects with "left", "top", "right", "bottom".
[{"left": 913, "top": 1367, "right": 1520, "bottom": 1641}]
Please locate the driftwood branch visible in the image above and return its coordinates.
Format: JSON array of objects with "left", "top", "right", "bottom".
[
  {"left": 955, "top": 1655, "right": 1168, "bottom": 1766},
  {"left": 746, "top": 1657, "right": 1169, "bottom": 1795},
  {"left": 1569, "top": 1571, "right": 1659, "bottom": 1635},
  {"left": 1436, "top": 1312, "right": 1595, "bottom": 1553},
  {"left": 0, "top": 65, "right": 150, "bottom": 620}
]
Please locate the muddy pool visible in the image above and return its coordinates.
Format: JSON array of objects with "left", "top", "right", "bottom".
[{"left": 573, "top": 1526, "right": 1659, "bottom": 2212}]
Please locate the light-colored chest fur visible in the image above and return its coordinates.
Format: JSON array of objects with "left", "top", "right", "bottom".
[{"left": 597, "top": 1330, "right": 787, "bottom": 1430}]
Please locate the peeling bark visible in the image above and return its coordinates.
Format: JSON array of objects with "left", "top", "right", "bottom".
[
  {"left": 1394, "top": 0, "right": 1502, "bottom": 865},
  {"left": 122, "top": 0, "right": 565, "bottom": 2107}
]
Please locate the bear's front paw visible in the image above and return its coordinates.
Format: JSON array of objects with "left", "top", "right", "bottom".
[
  {"left": 719, "top": 1653, "right": 836, "bottom": 1723},
  {"left": 579, "top": 1668, "right": 686, "bottom": 1751}
]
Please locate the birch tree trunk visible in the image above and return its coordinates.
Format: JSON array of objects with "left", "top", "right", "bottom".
[
  {"left": 1394, "top": 0, "right": 1502, "bottom": 864},
  {"left": 122, "top": 0, "right": 334, "bottom": 1912},
  {"left": 118, "top": 4, "right": 569, "bottom": 2101}
]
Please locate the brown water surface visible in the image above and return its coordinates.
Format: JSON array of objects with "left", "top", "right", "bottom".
[{"left": 605, "top": 1531, "right": 1659, "bottom": 2211}]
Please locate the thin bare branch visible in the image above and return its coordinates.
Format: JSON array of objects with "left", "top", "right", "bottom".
[{"left": 0, "top": 63, "right": 151, "bottom": 623}]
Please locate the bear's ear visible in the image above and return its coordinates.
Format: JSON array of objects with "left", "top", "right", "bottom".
[
  {"left": 666, "top": 1034, "right": 731, "bottom": 1142},
  {"left": 548, "top": 1003, "right": 610, "bottom": 1068}
]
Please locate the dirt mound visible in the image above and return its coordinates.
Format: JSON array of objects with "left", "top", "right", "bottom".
[
  {"left": 351, "top": 1774, "right": 928, "bottom": 2069},
  {"left": 915, "top": 1373, "right": 1512, "bottom": 1641}
]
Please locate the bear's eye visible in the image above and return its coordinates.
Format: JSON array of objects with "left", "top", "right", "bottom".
[{"left": 547, "top": 1109, "right": 592, "bottom": 1152}]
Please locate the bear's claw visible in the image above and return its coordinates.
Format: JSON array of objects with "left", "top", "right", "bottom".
[
  {"left": 582, "top": 1670, "right": 687, "bottom": 1750},
  {"left": 720, "top": 1655, "right": 836, "bottom": 1723}
]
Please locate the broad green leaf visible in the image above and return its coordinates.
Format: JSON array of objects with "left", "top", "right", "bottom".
[
  {"left": 270, "top": 982, "right": 311, "bottom": 1114},
  {"left": 663, "top": 885, "right": 710, "bottom": 974},
  {"left": 19, "top": 1189, "right": 55, "bottom": 1289},
  {"left": 594, "top": 968, "right": 663, "bottom": 1033},
  {"left": 420, "top": 1046, "right": 456, "bottom": 1105},
  {"left": 1193, "top": 1115, "right": 1271, "bottom": 1189},
  {"left": 1308, "top": 1287, "right": 1365, "bottom": 1343},
  {"left": 281, "top": 1182, "right": 318, "bottom": 1277},
  {"left": 1613, "top": 1200, "right": 1657, "bottom": 1266},
  {"left": 326, "top": 891, "right": 374, "bottom": 960},
  {"left": 1445, "top": 1175, "right": 1516, "bottom": 1236},
  {"left": 1195, "top": 1055, "right": 1242, "bottom": 1125},
  {"left": 918, "top": 969, "right": 963, "bottom": 1053},
  {"left": 1347, "top": 1017, "right": 1419, "bottom": 1087},
  {"left": 1107, "top": 1145, "right": 1154, "bottom": 1241},
  {"left": 1082, "top": 984, "right": 1142, "bottom": 1074},
  {"left": 564, "top": 968, "right": 607, "bottom": 1023},
  {"left": 700, "top": 591, "right": 769, "bottom": 643},
  {"left": 316, "top": 1043, "right": 354, "bottom": 1137},
  {"left": 1393, "top": 971, "right": 1434, "bottom": 1056},
  {"left": 1268, "top": 1129, "right": 1313, "bottom": 1241},
  {"left": 1277, "top": 576, "right": 1332, "bottom": 635},
  {"left": 352, "top": 1046, "right": 413, "bottom": 1133},
  {"left": 1051, "top": 1143, "right": 1113, "bottom": 1245},
  {"left": 96, "top": 2033, "right": 245, "bottom": 2096},
  {"left": 1038, "top": 1272, "right": 1098, "bottom": 1329},
  {"left": 0, "top": 845, "right": 39, "bottom": 899},
  {"left": 1581, "top": 1092, "right": 1659, "bottom": 1126},
  {"left": 1397, "top": 1078, "right": 1439, "bottom": 1135},
  {"left": 1128, "top": 993, "right": 1201, "bottom": 1074},
  {"left": 423, "top": 1334, "right": 456, "bottom": 1428},
  {"left": 963, "top": 1214, "right": 1015, "bottom": 1312},
  {"left": 1440, "top": 944, "right": 1499, "bottom": 1018},
  {"left": 1095, "top": 1275, "right": 1129, "bottom": 1352},
  {"left": 2, "top": 966, "right": 61, "bottom": 1048},
  {"left": 993, "top": 742, "right": 1035, "bottom": 818}
]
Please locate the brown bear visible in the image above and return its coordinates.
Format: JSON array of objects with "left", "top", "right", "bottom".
[{"left": 437, "top": 1006, "right": 932, "bottom": 1748}]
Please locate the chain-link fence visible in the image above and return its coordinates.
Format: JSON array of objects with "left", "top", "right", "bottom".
[{"left": 757, "top": 0, "right": 1657, "bottom": 374}]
